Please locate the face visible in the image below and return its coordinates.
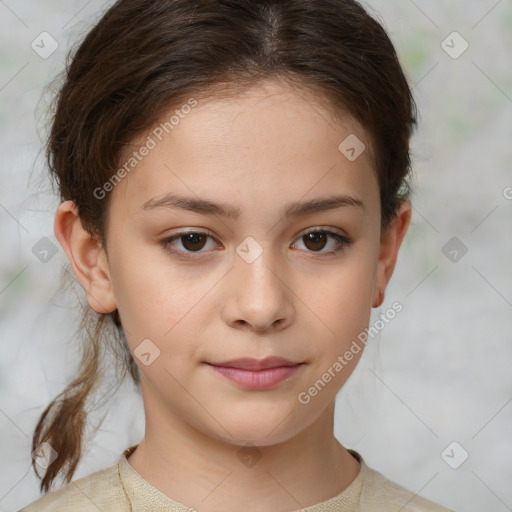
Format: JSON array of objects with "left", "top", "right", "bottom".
[{"left": 100, "top": 79, "right": 385, "bottom": 445}]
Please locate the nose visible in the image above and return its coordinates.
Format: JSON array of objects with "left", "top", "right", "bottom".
[{"left": 222, "top": 249, "right": 295, "bottom": 332}]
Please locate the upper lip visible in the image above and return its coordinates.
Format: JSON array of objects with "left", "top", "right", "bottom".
[{"left": 207, "top": 357, "right": 301, "bottom": 371}]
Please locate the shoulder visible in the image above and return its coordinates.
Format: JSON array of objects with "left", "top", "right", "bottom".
[
  {"left": 18, "top": 461, "right": 130, "bottom": 512},
  {"left": 359, "top": 461, "right": 454, "bottom": 512}
]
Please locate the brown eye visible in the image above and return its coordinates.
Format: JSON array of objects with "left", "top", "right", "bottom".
[
  {"left": 180, "top": 233, "right": 208, "bottom": 252},
  {"left": 161, "top": 228, "right": 352, "bottom": 261},
  {"left": 303, "top": 232, "right": 329, "bottom": 252},
  {"left": 293, "top": 229, "right": 353, "bottom": 256},
  {"left": 161, "top": 231, "right": 218, "bottom": 259}
]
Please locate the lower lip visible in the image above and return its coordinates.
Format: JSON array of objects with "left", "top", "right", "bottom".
[{"left": 209, "top": 364, "right": 302, "bottom": 390}]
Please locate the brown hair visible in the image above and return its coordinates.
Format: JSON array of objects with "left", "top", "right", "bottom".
[{"left": 33, "top": 0, "right": 417, "bottom": 493}]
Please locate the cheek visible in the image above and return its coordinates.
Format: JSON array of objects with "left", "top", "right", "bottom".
[
  {"left": 306, "top": 251, "right": 376, "bottom": 333},
  {"left": 300, "top": 248, "right": 377, "bottom": 383},
  {"left": 108, "top": 243, "right": 208, "bottom": 349},
  {"left": 112, "top": 266, "right": 208, "bottom": 389}
]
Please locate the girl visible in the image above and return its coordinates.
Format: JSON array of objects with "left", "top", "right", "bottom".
[{"left": 20, "top": 0, "right": 453, "bottom": 510}]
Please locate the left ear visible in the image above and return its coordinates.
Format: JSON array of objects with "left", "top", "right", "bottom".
[{"left": 372, "top": 200, "right": 412, "bottom": 308}]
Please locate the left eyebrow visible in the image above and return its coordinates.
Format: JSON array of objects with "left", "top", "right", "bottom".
[{"left": 142, "top": 193, "right": 365, "bottom": 220}]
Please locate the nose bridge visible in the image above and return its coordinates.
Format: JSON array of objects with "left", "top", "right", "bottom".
[
  {"left": 225, "top": 235, "right": 293, "bottom": 330},
  {"left": 237, "top": 236, "right": 283, "bottom": 301}
]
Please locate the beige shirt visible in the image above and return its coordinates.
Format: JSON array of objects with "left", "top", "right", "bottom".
[{"left": 19, "top": 446, "right": 453, "bottom": 511}]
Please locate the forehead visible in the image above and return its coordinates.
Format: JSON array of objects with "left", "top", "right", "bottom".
[
  {"left": 168, "top": 79, "right": 370, "bottom": 161},
  {"left": 111, "top": 79, "right": 379, "bottom": 220}
]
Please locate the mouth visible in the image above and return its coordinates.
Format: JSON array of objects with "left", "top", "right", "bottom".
[
  {"left": 206, "top": 357, "right": 304, "bottom": 390},
  {"left": 207, "top": 356, "right": 301, "bottom": 371}
]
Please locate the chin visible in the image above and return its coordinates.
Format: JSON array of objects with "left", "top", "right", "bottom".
[{"left": 196, "top": 408, "right": 312, "bottom": 448}]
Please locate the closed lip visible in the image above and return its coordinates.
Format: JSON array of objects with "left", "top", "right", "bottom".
[{"left": 206, "top": 357, "right": 301, "bottom": 371}]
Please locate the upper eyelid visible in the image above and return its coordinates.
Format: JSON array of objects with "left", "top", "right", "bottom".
[
  {"left": 162, "top": 227, "right": 350, "bottom": 251},
  {"left": 164, "top": 226, "right": 348, "bottom": 242}
]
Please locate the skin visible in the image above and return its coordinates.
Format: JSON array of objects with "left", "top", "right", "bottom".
[{"left": 55, "top": 78, "right": 411, "bottom": 512}]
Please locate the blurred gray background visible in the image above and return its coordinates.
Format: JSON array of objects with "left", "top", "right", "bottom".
[{"left": 1, "top": 1, "right": 511, "bottom": 511}]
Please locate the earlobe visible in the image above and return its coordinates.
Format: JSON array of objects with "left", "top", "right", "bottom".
[
  {"left": 54, "top": 200, "right": 117, "bottom": 314},
  {"left": 372, "top": 200, "right": 412, "bottom": 308}
]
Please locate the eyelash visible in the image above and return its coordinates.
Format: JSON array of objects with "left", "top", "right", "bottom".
[{"left": 160, "top": 228, "right": 353, "bottom": 261}]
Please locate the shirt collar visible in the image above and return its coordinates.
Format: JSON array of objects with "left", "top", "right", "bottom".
[{"left": 117, "top": 444, "right": 365, "bottom": 511}]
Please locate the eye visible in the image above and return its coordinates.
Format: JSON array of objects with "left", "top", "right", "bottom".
[
  {"left": 161, "top": 227, "right": 353, "bottom": 260},
  {"left": 160, "top": 230, "right": 218, "bottom": 259},
  {"left": 292, "top": 228, "right": 353, "bottom": 255}
]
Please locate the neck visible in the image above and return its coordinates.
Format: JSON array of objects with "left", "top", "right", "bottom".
[{"left": 127, "top": 382, "right": 360, "bottom": 512}]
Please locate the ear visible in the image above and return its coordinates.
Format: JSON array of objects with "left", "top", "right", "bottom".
[
  {"left": 372, "top": 200, "right": 412, "bottom": 308},
  {"left": 54, "top": 200, "right": 117, "bottom": 314}
]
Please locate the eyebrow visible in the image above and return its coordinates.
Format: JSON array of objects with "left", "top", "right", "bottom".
[{"left": 142, "top": 193, "right": 365, "bottom": 220}]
